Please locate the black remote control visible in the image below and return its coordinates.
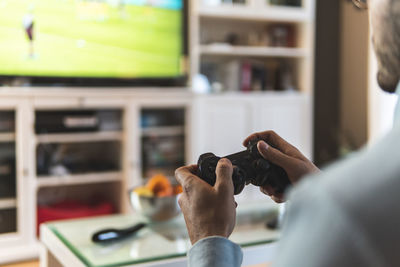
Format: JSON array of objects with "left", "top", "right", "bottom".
[{"left": 197, "top": 139, "right": 291, "bottom": 195}]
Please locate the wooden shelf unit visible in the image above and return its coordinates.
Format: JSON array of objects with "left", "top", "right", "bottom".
[
  {"left": 200, "top": 45, "right": 309, "bottom": 58},
  {"left": 189, "top": 0, "right": 315, "bottom": 206},
  {"left": 141, "top": 126, "right": 185, "bottom": 137},
  {"left": 190, "top": 0, "right": 316, "bottom": 95},
  {"left": 36, "top": 171, "right": 123, "bottom": 188},
  {"left": 198, "top": 5, "right": 310, "bottom": 22},
  {"left": 35, "top": 131, "right": 123, "bottom": 144}
]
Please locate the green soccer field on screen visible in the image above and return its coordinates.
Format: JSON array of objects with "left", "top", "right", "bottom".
[{"left": 0, "top": 0, "right": 184, "bottom": 78}]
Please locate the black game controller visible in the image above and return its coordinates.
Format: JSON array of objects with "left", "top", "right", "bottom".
[{"left": 197, "top": 139, "right": 291, "bottom": 195}]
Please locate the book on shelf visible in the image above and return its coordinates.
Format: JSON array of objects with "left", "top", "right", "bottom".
[
  {"left": 201, "top": 58, "right": 297, "bottom": 93},
  {"left": 220, "top": 60, "right": 240, "bottom": 92},
  {"left": 240, "top": 62, "right": 252, "bottom": 92}
]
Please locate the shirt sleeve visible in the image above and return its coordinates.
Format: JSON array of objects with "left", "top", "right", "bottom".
[{"left": 188, "top": 236, "right": 243, "bottom": 267}]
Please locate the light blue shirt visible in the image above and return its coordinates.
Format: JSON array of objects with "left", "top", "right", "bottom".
[
  {"left": 394, "top": 83, "right": 400, "bottom": 124},
  {"left": 188, "top": 82, "right": 400, "bottom": 267}
]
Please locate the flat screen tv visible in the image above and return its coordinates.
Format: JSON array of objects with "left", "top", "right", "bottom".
[{"left": 0, "top": 0, "right": 188, "bottom": 86}]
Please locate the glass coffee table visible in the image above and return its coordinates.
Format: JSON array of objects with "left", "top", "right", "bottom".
[{"left": 40, "top": 202, "right": 280, "bottom": 267}]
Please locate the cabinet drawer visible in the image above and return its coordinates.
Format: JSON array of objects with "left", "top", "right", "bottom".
[{"left": 35, "top": 109, "right": 123, "bottom": 134}]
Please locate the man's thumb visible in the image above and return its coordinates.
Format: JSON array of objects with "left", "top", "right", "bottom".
[
  {"left": 215, "top": 158, "right": 234, "bottom": 194},
  {"left": 257, "top": 141, "right": 292, "bottom": 169}
]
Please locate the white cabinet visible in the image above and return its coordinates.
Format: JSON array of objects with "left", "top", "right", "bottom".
[
  {"left": 193, "top": 96, "right": 251, "bottom": 157},
  {"left": 193, "top": 92, "right": 312, "bottom": 160},
  {"left": 252, "top": 93, "right": 312, "bottom": 158},
  {"left": 192, "top": 92, "right": 312, "bottom": 203}
]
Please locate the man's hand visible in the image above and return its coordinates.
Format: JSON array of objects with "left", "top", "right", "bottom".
[
  {"left": 175, "top": 159, "right": 236, "bottom": 244},
  {"left": 243, "top": 131, "right": 320, "bottom": 203}
]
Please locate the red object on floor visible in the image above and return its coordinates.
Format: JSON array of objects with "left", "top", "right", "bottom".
[{"left": 37, "top": 200, "right": 114, "bottom": 235}]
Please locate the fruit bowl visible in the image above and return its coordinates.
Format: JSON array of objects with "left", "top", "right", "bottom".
[
  {"left": 129, "top": 190, "right": 181, "bottom": 221},
  {"left": 129, "top": 174, "right": 182, "bottom": 222}
]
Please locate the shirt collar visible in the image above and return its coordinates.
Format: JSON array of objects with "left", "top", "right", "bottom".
[{"left": 394, "top": 82, "right": 400, "bottom": 125}]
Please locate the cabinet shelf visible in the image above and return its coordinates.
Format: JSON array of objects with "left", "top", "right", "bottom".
[
  {"left": 0, "top": 198, "right": 17, "bottom": 209},
  {"left": 200, "top": 90, "right": 308, "bottom": 97},
  {"left": 198, "top": 5, "right": 309, "bottom": 22},
  {"left": 35, "top": 131, "right": 123, "bottom": 144},
  {"left": 36, "top": 171, "right": 122, "bottom": 188},
  {"left": 0, "top": 133, "right": 15, "bottom": 143},
  {"left": 141, "top": 126, "right": 185, "bottom": 137},
  {"left": 200, "top": 45, "right": 308, "bottom": 58}
]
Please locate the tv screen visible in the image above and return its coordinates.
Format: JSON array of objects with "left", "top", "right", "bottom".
[{"left": 0, "top": 0, "right": 187, "bottom": 85}]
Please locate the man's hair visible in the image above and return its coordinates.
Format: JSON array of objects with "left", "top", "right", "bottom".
[{"left": 375, "top": 0, "right": 400, "bottom": 92}]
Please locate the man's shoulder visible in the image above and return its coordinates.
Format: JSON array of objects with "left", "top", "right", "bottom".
[
  {"left": 321, "top": 124, "right": 400, "bottom": 200},
  {"left": 289, "top": 123, "right": 400, "bottom": 217},
  {"left": 286, "top": 125, "right": 400, "bottom": 264}
]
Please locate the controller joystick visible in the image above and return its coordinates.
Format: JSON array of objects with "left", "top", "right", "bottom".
[{"left": 196, "top": 139, "right": 291, "bottom": 195}]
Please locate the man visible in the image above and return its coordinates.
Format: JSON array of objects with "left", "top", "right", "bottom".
[
  {"left": 175, "top": 0, "right": 400, "bottom": 266},
  {"left": 23, "top": 6, "right": 35, "bottom": 58}
]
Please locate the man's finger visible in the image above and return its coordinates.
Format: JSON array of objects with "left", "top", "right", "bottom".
[
  {"left": 178, "top": 194, "right": 187, "bottom": 208},
  {"left": 257, "top": 140, "right": 297, "bottom": 170},
  {"left": 175, "top": 165, "right": 199, "bottom": 188},
  {"left": 271, "top": 196, "right": 285, "bottom": 203},
  {"left": 243, "top": 131, "right": 299, "bottom": 156},
  {"left": 177, "top": 195, "right": 184, "bottom": 207},
  {"left": 242, "top": 131, "right": 288, "bottom": 148},
  {"left": 243, "top": 132, "right": 262, "bottom": 147},
  {"left": 260, "top": 185, "right": 274, "bottom": 196},
  {"left": 214, "top": 158, "right": 234, "bottom": 195}
]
